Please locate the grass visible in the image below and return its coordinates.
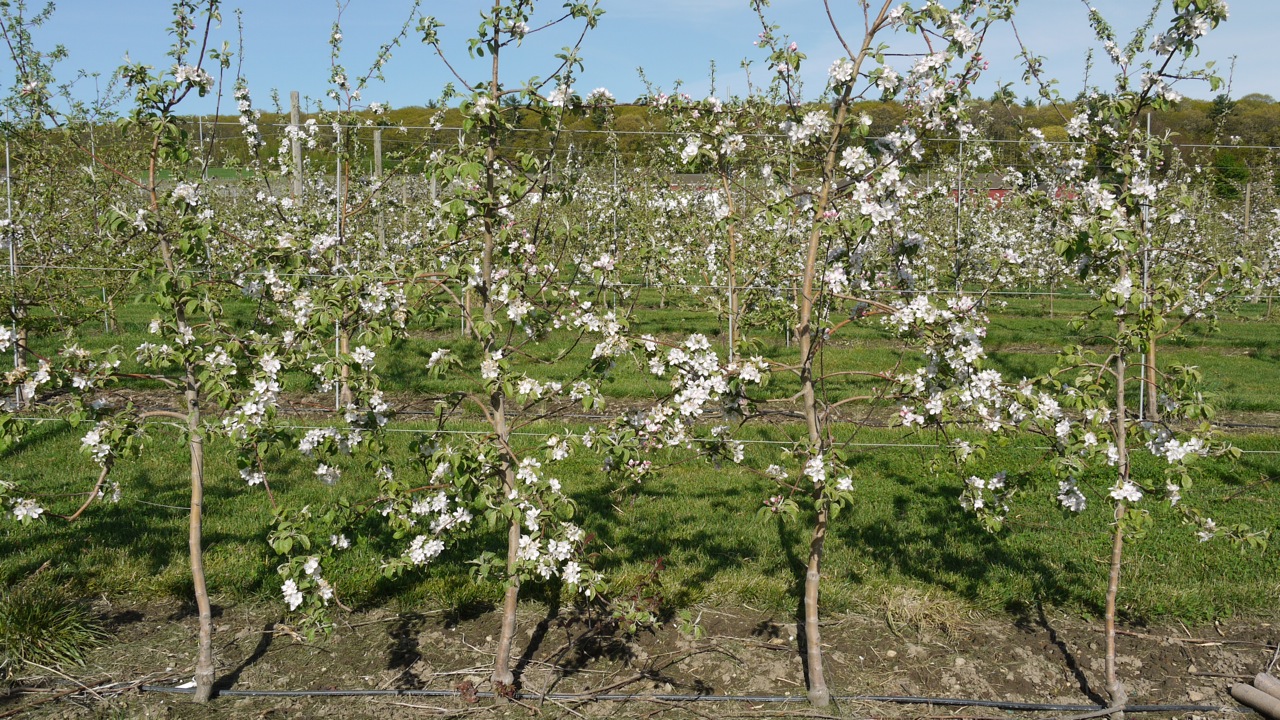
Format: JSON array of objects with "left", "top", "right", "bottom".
[
  {"left": 0, "top": 570, "right": 105, "bottom": 680},
  {"left": 24, "top": 288, "right": 1280, "bottom": 415},
  {"left": 0, "top": 419, "right": 1276, "bottom": 626},
  {"left": 2, "top": 286, "right": 1278, "bottom": 633}
]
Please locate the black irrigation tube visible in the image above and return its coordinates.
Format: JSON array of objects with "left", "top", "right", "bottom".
[{"left": 138, "top": 684, "right": 1247, "bottom": 713}]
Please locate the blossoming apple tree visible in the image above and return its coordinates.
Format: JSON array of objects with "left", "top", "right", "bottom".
[
  {"left": 901, "top": 1, "right": 1269, "bottom": 713},
  {"left": 601, "top": 0, "right": 1018, "bottom": 706},
  {"left": 0, "top": 0, "right": 415, "bottom": 702},
  {"left": 255, "top": 0, "right": 630, "bottom": 692}
]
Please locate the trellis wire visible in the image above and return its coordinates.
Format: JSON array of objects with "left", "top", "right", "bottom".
[
  {"left": 7, "top": 415, "right": 1280, "bottom": 454},
  {"left": 10, "top": 264, "right": 1280, "bottom": 300},
  {"left": 190, "top": 117, "right": 1280, "bottom": 151}
]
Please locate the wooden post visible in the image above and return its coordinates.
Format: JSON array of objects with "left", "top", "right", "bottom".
[
  {"left": 1245, "top": 181, "right": 1253, "bottom": 233},
  {"left": 290, "top": 91, "right": 303, "bottom": 200}
]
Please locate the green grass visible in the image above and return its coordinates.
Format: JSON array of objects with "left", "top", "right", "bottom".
[
  {"left": 29, "top": 288, "right": 1280, "bottom": 415},
  {"left": 4, "top": 287, "right": 1280, "bottom": 626},
  {"left": 0, "top": 420, "right": 1275, "bottom": 625},
  {"left": 0, "top": 570, "right": 105, "bottom": 679}
]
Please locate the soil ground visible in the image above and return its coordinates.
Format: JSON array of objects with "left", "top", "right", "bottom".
[{"left": 2, "top": 599, "right": 1276, "bottom": 719}]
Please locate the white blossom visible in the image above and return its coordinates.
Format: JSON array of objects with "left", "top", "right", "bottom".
[
  {"left": 11, "top": 498, "right": 43, "bottom": 522},
  {"left": 281, "top": 579, "right": 304, "bottom": 610}
]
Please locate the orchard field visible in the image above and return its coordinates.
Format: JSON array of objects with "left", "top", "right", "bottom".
[{"left": 0, "top": 0, "right": 1278, "bottom": 717}]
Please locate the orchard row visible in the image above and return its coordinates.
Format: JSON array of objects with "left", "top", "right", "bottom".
[{"left": 0, "top": 0, "right": 1268, "bottom": 708}]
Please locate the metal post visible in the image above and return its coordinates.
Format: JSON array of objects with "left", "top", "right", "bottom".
[
  {"left": 335, "top": 320, "right": 341, "bottom": 412},
  {"left": 1146, "top": 109, "right": 1157, "bottom": 417},
  {"left": 334, "top": 121, "right": 346, "bottom": 409},
  {"left": 335, "top": 124, "right": 342, "bottom": 238},
  {"left": 1246, "top": 182, "right": 1265, "bottom": 303},
  {"left": 374, "top": 128, "right": 385, "bottom": 248},
  {"left": 788, "top": 146, "right": 795, "bottom": 348},
  {"left": 89, "top": 75, "right": 99, "bottom": 181},
  {"left": 290, "top": 91, "right": 303, "bottom": 200},
  {"left": 198, "top": 116, "right": 206, "bottom": 180},
  {"left": 954, "top": 140, "right": 964, "bottom": 292},
  {"left": 612, "top": 153, "right": 619, "bottom": 246},
  {"left": 6, "top": 132, "right": 18, "bottom": 406}
]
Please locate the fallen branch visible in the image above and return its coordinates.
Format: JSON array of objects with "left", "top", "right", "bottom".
[{"left": 0, "top": 676, "right": 113, "bottom": 719}]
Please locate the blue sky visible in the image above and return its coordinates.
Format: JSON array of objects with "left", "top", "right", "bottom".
[{"left": 10, "top": 0, "right": 1277, "bottom": 117}]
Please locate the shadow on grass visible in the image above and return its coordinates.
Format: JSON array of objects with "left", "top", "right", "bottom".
[
  {"left": 2, "top": 418, "right": 76, "bottom": 458},
  {"left": 572, "top": 465, "right": 771, "bottom": 611},
  {"left": 831, "top": 450, "right": 1094, "bottom": 615}
]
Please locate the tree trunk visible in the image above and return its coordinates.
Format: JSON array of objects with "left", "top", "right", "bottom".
[
  {"left": 796, "top": 261, "right": 831, "bottom": 707},
  {"left": 802, "top": 498, "right": 830, "bottom": 707},
  {"left": 1104, "top": 501, "right": 1128, "bottom": 716},
  {"left": 187, "top": 381, "right": 215, "bottom": 702},
  {"left": 785, "top": 16, "right": 886, "bottom": 702},
  {"left": 489, "top": 353, "right": 519, "bottom": 688},
  {"left": 481, "top": 10, "right": 520, "bottom": 689},
  {"left": 491, "top": 471, "right": 520, "bottom": 688},
  {"left": 1105, "top": 348, "right": 1130, "bottom": 716},
  {"left": 13, "top": 325, "right": 27, "bottom": 406}
]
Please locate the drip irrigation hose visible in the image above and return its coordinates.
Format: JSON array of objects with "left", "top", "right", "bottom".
[{"left": 137, "top": 684, "right": 1246, "bottom": 712}]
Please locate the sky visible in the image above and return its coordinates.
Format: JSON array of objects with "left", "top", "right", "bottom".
[{"left": 6, "top": 0, "right": 1277, "bottom": 119}]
